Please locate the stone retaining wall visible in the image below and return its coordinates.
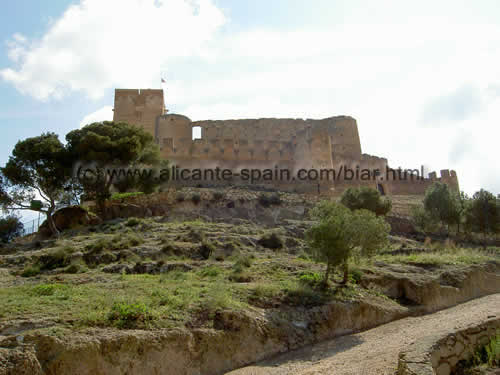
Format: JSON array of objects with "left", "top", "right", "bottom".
[{"left": 397, "top": 317, "right": 500, "bottom": 375}]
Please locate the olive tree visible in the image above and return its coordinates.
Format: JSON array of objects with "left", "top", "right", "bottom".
[{"left": 306, "top": 201, "right": 390, "bottom": 285}]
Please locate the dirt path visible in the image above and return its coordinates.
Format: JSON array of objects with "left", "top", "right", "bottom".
[{"left": 226, "top": 294, "right": 500, "bottom": 375}]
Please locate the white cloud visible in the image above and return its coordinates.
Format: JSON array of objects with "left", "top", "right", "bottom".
[
  {"left": 79, "top": 105, "right": 113, "bottom": 127},
  {"left": 1, "top": 0, "right": 226, "bottom": 100},
  {"left": 3, "top": 0, "right": 500, "bottom": 194}
]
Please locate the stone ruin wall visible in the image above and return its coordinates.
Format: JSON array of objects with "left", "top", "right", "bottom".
[{"left": 113, "top": 89, "right": 459, "bottom": 195}]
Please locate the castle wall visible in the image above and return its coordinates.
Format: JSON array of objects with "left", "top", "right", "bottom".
[
  {"left": 385, "top": 169, "right": 459, "bottom": 195},
  {"left": 158, "top": 116, "right": 357, "bottom": 168},
  {"left": 112, "top": 89, "right": 459, "bottom": 196}
]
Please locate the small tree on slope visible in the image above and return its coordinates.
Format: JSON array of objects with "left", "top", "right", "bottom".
[{"left": 306, "top": 201, "right": 390, "bottom": 285}]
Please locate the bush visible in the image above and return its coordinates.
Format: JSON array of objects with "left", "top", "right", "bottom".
[
  {"left": 199, "top": 266, "right": 221, "bottom": 278},
  {"left": 110, "top": 192, "right": 144, "bottom": 201},
  {"left": 191, "top": 193, "right": 201, "bottom": 205},
  {"left": 228, "top": 270, "right": 252, "bottom": 282},
  {"left": 284, "top": 283, "right": 326, "bottom": 306},
  {"left": 31, "top": 283, "right": 67, "bottom": 296},
  {"left": 411, "top": 205, "right": 439, "bottom": 233},
  {"left": 307, "top": 201, "right": 390, "bottom": 284},
  {"left": 258, "top": 193, "right": 282, "bottom": 207},
  {"left": 0, "top": 215, "right": 24, "bottom": 243},
  {"left": 125, "top": 217, "right": 141, "bottom": 227},
  {"left": 423, "top": 182, "right": 460, "bottom": 231},
  {"left": 234, "top": 254, "right": 253, "bottom": 268},
  {"left": 212, "top": 191, "right": 225, "bottom": 201},
  {"left": 21, "top": 265, "right": 40, "bottom": 277},
  {"left": 86, "top": 237, "right": 111, "bottom": 252},
  {"left": 465, "top": 189, "right": 499, "bottom": 237},
  {"left": 340, "top": 187, "right": 392, "bottom": 216},
  {"left": 63, "top": 263, "right": 86, "bottom": 274},
  {"left": 199, "top": 240, "right": 215, "bottom": 259},
  {"left": 176, "top": 193, "right": 185, "bottom": 202},
  {"left": 107, "top": 302, "right": 153, "bottom": 329},
  {"left": 349, "top": 268, "right": 363, "bottom": 284},
  {"left": 252, "top": 284, "right": 280, "bottom": 300},
  {"left": 37, "top": 246, "right": 74, "bottom": 270},
  {"left": 298, "top": 272, "right": 322, "bottom": 287},
  {"left": 257, "top": 232, "right": 284, "bottom": 250},
  {"left": 122, "top": 233, "right": 143, "bottom": 247}
]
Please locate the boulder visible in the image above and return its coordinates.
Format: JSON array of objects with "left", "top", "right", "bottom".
[
  {"left": 386, "top": 215, "right": 417, "bottom": 235},
  {"left": 38, "top": 206, "right": 101, "bottom": 238}
]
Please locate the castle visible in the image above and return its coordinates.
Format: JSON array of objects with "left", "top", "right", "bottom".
[{"left": 112, "top": 88, "right": 459, "bottom": 195}]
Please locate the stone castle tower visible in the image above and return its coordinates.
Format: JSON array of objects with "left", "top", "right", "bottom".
[{"left": 113, "top": 88, "right": 459, "bottom": 195}]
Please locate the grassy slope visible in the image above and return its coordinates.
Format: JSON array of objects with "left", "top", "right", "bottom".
[{"left": 0, "top": 216, "right": 498, "bottom": 331}]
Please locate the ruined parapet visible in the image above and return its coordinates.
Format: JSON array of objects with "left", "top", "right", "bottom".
[
  {"left": 388, "top": 169, "right": 460, "bottom": 195},
  {"left": 440, "top": 169, "right": 460, "bottom": 192}
]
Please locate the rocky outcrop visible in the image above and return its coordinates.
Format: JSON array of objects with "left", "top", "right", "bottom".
[
  {"left": 0, "top": 337, "right": 42, "bottom": 375},
  {"left": 38, "top": 206, "right": 101, "bottom": 238},
  {"left": 397, "top": 317, "right": 500, "bottom": 375},
  {"left": 361, "top": 262, "right": 500, "bottom": 312},
  {"left": 386, "top": 215, "right": 417, "bottom": 235}
]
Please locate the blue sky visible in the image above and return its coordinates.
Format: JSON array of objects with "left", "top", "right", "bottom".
[{"left": 1, "top": 0, "right": 500, "bottom": 223}]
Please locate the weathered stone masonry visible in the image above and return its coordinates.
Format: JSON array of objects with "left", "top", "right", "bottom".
[{"left": 113, "top": 88, "right": 459, "bottom": 195}]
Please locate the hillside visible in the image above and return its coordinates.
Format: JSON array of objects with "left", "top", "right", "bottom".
[{"left": 0, "top": 189, "right": 498, "bottom": 375}]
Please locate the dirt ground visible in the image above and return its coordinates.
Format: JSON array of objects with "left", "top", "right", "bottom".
[{"left": 227, "top": 294, "right": 500, "bottom": 375}]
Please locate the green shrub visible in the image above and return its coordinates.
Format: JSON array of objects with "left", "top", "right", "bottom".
[
  {"left": 199, "top": 266, "right": 221, "bottom": 278},
  {"left": 37, "top": 246, "right": 73, "bottom": 270},
  {"left": 64, "top": 263, "right": 86, "bottom": 274},
  {"left": 86, "top": 237, "right": 111, "bottom": 252},
  {"left": 21, "top": 265, "right": 40, "bottom": 277},
  {"left": 411, "top": 205, "right": 439, "bottom": 233},
  {"left": 228, "top": 270, "right": 252, "bottom": 282},
  {"left": 234, "top": 254, "right": 253, "bottom": 269},
  {"left": 284, "top": 283, "right": 325, "bottom": 306},
  {"left": 191, "top": 193, "right": 201, "bottom": 205},
  {"left": 125, "top": 218, "right": 141, "bottom": 227},
  {"left": 0, "top": 215, "right": 24, "bottom": 243},
  {"left": 341, "top": 186, "right": 392, "bottom": 216},
  {"left": 212, "top": 191, "right": 225, "bottom": 201},
  {"left": 252, "top": 284, "right": 280, "bottom": 299},
  {"left": 349, "top": 268, "right": 363, "bottom": 284},
  {"left": 297, "top": 251, "right": 311, "bottom": 261},
  {"left": 107, "top": 302, "right": 153, "bottom": 329},
  {"left": 258, "top": 193, "right": 282, "bottom": 208},
  {"left": 459, "top": 334, "right": 500, "bottom": 370},
  {"left": 31, "top": 283, "right": 66, "bottom": 296},
  {"left": 123, "top": 233, "right": 143, "bottom": 247},
  {"left": 257, "top": 232, "right": 284, "bottom": 250},
  {"left": 199, "top": 240, "right": 215, "bottom": 259},
  {"left": 110, "top": 192, "right": 144, "bottom": 201},
  {"left": 298, "top": 272, "right": 322, "bottom": 287}
]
